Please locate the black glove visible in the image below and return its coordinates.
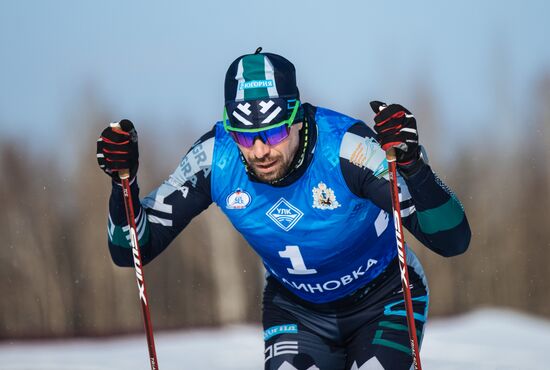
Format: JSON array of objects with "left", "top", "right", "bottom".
[
  {"left": 370, "top": 101, "right": 420, "bottom": 166},
  {"left": 96, "top": 119, "right": 139, "bottom": 182}
]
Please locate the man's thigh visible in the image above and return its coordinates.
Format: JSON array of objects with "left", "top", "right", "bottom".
[
  {"left": 264, "top": 329, "right": 346, "bottom": 370},
  {"left": 344, "top": 277, "right": 428, "bottom": 369},
  {"left": 263, "top": 285, "right": 346, "bottom": 370}
]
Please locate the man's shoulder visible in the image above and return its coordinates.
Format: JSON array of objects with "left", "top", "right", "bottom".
[
  {"left": 339, "top": 122, "right": 387, "bottom": 179},
  {"left": 191, "top": 124, "right": 218, "bottom": 148},
  {"left": 168, "top": 126, "right": 217, "bottom": 187}
]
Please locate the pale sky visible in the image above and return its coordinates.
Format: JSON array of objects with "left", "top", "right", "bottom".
[{"left": 1, "top": 0, "right": 549, "bottom": 158}]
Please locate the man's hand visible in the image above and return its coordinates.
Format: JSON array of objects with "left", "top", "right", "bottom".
[
  {"left": 96, "top": 119, "right": 139, "bottom": 182},
  {"left": 369, "top": 101, "right": 420, "bottom": 166}
]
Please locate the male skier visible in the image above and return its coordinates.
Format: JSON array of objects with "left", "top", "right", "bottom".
[{"left": 97, "top": 48, "right": 471, "bottom": 369}]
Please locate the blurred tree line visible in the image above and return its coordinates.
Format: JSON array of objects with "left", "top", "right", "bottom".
[{"left": 1, "top": 76, "right": 549, "bottom": 339}]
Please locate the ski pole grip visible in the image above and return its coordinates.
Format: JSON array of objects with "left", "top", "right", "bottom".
[
  {"left": 118, "top": 169, "right": 131, "bottom": 180},
  {"left": 109, "top": 121, "right": 131, "bottom": 180},
  {"left": 386, "top": 147, "right": 397, "bottom": 162}
]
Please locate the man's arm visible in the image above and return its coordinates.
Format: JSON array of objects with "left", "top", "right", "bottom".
[
  {"left": 107, "top": 127, "right": 216, "bottom": 266},
  {"left": 340, "top": 122, "right": 471, "bottom": 257}
]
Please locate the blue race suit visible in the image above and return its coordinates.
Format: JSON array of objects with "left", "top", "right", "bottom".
[{"left": 211, "top": 107, "right": 398, "bottom": 303}]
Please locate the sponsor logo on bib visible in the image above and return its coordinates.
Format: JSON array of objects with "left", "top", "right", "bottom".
[
  {"left": 226, "top": 189, "right": 251, "bottom": 209},
  {"left": 312, "top": 182, "right": 341, "bottom": 210},
  {"left": 266, "top": 198, "right": 304, "bottom": 231}
]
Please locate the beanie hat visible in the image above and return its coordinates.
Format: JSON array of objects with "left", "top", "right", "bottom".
[{"left": 224, "top": 48, "right": 301, "bottom": 131}]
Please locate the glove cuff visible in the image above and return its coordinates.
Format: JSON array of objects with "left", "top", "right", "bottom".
[{"left": 397, "top": 147, "right": 425, "bottom": 179}]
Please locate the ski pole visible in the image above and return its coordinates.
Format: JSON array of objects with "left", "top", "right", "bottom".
[
  {"left": 386, "top": 146, "right": 422, "bottom": 370},
  {"left": 112, "top": 122, "right": 159, "bottom": 370}
]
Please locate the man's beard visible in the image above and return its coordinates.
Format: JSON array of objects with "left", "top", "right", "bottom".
[{"left": 248, "top": 153, "right": 293, "bottom": 183}]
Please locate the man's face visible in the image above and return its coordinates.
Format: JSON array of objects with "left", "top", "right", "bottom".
[{"left": 237, "top": 122, "right": 303, "bottom": 183}]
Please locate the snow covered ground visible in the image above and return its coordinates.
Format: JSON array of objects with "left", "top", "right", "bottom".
[{"left": 1, "top": 309, "right": 549, "bottom": 370}]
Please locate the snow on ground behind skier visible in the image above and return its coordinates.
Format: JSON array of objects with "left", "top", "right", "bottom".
[{"left": 0, "top": 309, "right": 549, "bottom": 370}]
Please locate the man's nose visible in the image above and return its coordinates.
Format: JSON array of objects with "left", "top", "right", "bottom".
[{"left": 251, "top": 137, "right": 270, "bottom": 159}]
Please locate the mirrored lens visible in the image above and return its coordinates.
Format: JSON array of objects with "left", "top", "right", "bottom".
[
  {"left": 229, "top": 131, "right": 256, "bottom": 147},
  {"left": 229, "top": 124, "right": 290, "bottom": 148},
  {"left": 262, "top": 124, "right": 290, "bottom": 146}
]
